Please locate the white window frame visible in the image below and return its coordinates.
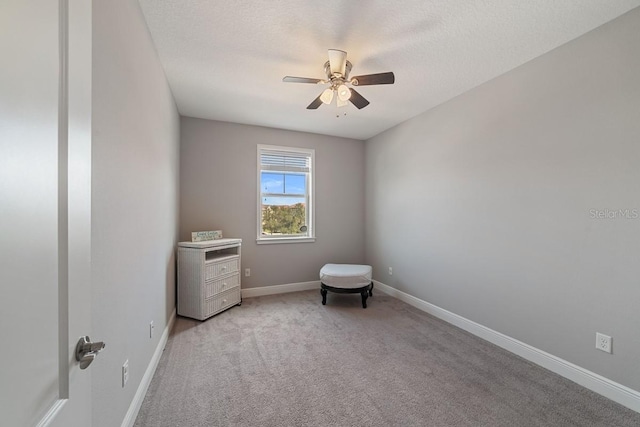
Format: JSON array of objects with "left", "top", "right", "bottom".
[{"left": 256, "top": 144, "right": 315, "bottom": 244}]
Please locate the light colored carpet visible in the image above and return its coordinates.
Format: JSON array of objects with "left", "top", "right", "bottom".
[{"left": 134, "top": 290, "right": 640, "bottom": 426}]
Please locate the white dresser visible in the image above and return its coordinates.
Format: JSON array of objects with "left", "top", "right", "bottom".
[{"left": 177, "top": 238, "right": 242, "bottom": 320}]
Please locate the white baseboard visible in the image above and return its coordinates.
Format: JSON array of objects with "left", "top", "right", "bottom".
[
  {"left": 242, "top": 280, "right": 320, "bottom": 298},
  {"left": 374, "top": 280, "right": 640, "bottom": 414},
  {"left": 121, "top": 308, "right": 176, "bottom": 427}
]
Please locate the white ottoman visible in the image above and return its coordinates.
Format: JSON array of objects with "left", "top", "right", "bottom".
[{"left": 319, "top": 264, "right": 374, "bottom": 308}]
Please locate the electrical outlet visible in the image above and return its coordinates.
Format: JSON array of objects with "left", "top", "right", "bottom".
[
  {"left": 245, "top": 268, "right": 251, "bottom": 277},
  {"left": 388, "top": 267, "right": 393, "bottom": 275},
  {"left": 596, "top": 333, "right": 612, "bottom": 354},
  {"left": 122, "top": 360, "right": 129, "bottom": 387},
  {"left": 149, "top": 321, "right": 154, "bottom": 339}
]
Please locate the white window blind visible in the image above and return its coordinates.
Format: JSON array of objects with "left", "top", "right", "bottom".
[{"left": 260, "top": 150, "right": 311, "bottom": 173}]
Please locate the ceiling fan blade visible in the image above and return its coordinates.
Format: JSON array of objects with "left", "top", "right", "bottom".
[
  {"left": 306, "top": 94, "right": 323, "bottom": 110},
  {"left": 351, "top": 72, "right": 395, "bottom": 86},
  {"left": 349, "top": 88, "right": 370, "bottom": 109},
  {"left": 328, "top": 49, "right": 347, "bottom": 75},
  {"left": 283, "top": 76, "right": 323, "bottom": 84}
]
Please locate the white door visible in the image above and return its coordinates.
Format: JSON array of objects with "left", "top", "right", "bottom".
[{"left": 0, "top": 1, "right": 93, "bottom": 426}]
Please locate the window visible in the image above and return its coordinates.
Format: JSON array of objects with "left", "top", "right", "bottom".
[{"left": 257, "top": 145, "right": 315, "bottom": 243}]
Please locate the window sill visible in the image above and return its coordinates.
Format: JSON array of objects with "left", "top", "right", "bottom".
[{"left": 256, "top": 237, "right": 316, "bottom": 245}]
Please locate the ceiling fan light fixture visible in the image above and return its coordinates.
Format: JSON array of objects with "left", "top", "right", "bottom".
[
  {"left": 283, "top": 49, "right": 395, "bottom": 110},
  {"left": 320, "top": 88, "right": 334, "bottom": 105},
  {"left": 337, "top": 84, "right": 351, "bottom": 101}
]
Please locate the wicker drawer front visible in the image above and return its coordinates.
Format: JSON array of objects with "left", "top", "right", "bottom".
[
  {"left": 204, "top": 288, "right": 241, "bottom": 317},
  {"left": 205, "top": 256, "right": 239, "bottom": 280},
  {"left": 204, "top": 273, "right": 239, "bottom": 298}
]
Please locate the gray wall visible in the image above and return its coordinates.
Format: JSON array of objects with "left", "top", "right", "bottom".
[
  {"left": 365, "top": 8, "right": 640, "bottom": 391},
  {"left": 180, "top": 118, "right": 365, "bottom": 288},
  {"left": 92, "top": 1, "right": 180, "bottom": 426}
]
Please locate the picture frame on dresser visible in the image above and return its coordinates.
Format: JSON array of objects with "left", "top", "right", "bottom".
[{"left": 177, "top": 238, "right": 242, "bottom": 320}]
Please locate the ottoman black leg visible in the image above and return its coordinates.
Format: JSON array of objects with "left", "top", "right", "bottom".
[
  {"left": 321, "top": 288, "right": 327, "bottom": 305},
  {"left": 369, "top": 282, "right": 374, "bottom": 297},
  {"left": 361, "top": 291, "right": 368, "bottom": 308}
]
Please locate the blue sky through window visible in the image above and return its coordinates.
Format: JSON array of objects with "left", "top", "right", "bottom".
[{"left": 261, "top": 172, "right": 306, "bottom": 205}]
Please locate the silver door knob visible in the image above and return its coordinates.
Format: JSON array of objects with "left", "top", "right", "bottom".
[{"left": 75, "top": 336, "right": 106, "bottom": 370}]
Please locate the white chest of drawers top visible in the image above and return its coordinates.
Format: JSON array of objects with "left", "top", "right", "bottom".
[{"left": 177, "top": 238, "right": 242, "bottom": 320}]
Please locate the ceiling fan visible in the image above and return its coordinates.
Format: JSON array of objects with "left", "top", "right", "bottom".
[{"left": 283, "top": 49, "right": 395, "bottom": 110}]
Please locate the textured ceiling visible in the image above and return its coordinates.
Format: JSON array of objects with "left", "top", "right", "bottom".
[{"left": 138, "top": 1, "right": 640, "bottom": 140}]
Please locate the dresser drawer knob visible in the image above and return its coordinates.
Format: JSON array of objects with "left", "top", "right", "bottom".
[
  {"left": 222, "top": 299, "right": 227, "bottom": 304},
  {"left": 222, "top": 283, "right": 227, "bottom": 288}
]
